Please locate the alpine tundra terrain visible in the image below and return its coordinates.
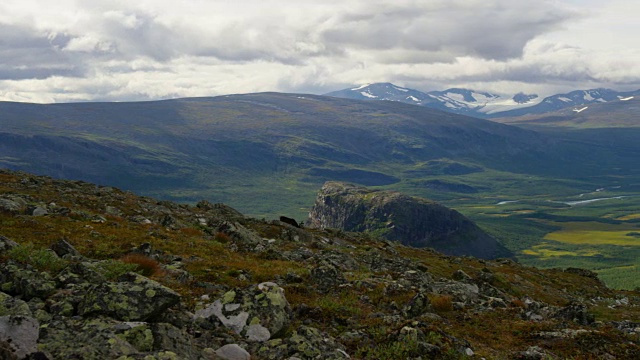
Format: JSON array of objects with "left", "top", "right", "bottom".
[
  {"left": 0, "top": 169, "right": 638, "bottom": 359},
  {"left": 1, "top": 93, "right": 639, "bottom": 290}
]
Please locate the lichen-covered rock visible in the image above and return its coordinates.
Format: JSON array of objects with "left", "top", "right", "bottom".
[
  {"left": 0, "top": 291, "right": 32, "bottom": 317},
  {"left": 256, "top": 325, "right": 349, "bottom": 360},
  {"left": 115, "top": 322, "right": 155, "bottom": 352},
  {"left": 0, "top": 196, "right": 26, "bottom": 214},
  {"left": 553, "top": 303, "right": 595, "bottom": 325},
  {"left": 78, "top": 272, "right": 180, "bottom": 321},
  {"left": 215, "top": 221, "right": 263, "bottom": 252},
  {"left": 399, "top": 270, "right": 433, "bottom": 290},
  {"left": 432, "top": 281, "right": 479, "bottom": 304},
  {"left": 151, "top": 323, "right": 199, "bottom": 359},
  {"left": 55, "top": 261, "right": 107, "bottom": 287},
  {"left": 310, "top": 264, "right": 346, "bottom": 291},
  {"left": 0, "top": 235, "right": 19, "bottom": 254},
  {"left": 403, "top": 292, "right": 433, "bottom": 318},
  {"left": 195, "top": 282, "right": 291, "bottom": 341},
  {"left": 38, "top": 317, "right": 140, "bottom": 358},
  {"left": 0, "top": 262, "right": 57, "bottom": 300},
  {"left": 452, "top": 269, "right": 473, "bottom": 282},
  {"left": 0, "top": 315, "right": 39, "bottom": 359},
  {"left": 50, "top": 239, "right": 81, "bottom": 258}
]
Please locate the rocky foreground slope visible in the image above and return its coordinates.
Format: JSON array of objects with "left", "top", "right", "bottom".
[
  {"left": 306, "top": 182, "right": 511, "bottom": 260},
  {"left": 0, "top": 169, "right": 639, "bottom": 359}
]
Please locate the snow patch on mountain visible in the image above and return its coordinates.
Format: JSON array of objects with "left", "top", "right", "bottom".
[
  {"left": 351, "top": 84, "right": 371, "bottom": 91},
  {"left": 325, "top": 83, "right": 640, "bottom": 118}
]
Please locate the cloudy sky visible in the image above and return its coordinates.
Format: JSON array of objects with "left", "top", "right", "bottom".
[{"left": 1, "top": 0, "right": 639, "bottom": 103}]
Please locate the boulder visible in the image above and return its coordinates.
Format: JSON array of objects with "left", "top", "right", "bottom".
[
  {"left": 0, "top": 235, "right": 19, "bottom": 254},
  {"left": 257, "top": 325, "right": 349, "bottom": 360},
  {"left": 215, "top": 344, "right": 251, "bottom": 360},
  {"left": 38, "top": 317, "right": 139, "bottom": 358},
  {"left": 553, "top": 303, "right": 595, "bottom": 325},
  {"left": 29, "top": 206, "right": 48, "bottom": 216},
  {"left": 0, "top": 262, "right": 58, "bottom": 301},
  {"left": 309, "top": 264, "right": 346, "bottom": 291},
  {"left": 0, "top": 292, "right": 32, "bottom": 317},
  {"left": 0, "top": 197, "right": 26, "bottom": 214},
  {"left": 78, "top": 272, "right": 180, "bottom": 321},
  {"left": 0, "top": 315, "right": 39, "bottom": 359},
  {"left": 195, "top": 282, "right": 291, "bottom": 342},
  {"left": 432, "top": 281, "right": 480, "bottom": 304},
  {"left": 215, "top": 221, "right": 263, "bottom": 252},
  {"left": 50, "top": 239, "right": 81, "bottom": 258},
  {"left": 403, "top": 292, "right": 433, "bottom": 318}
]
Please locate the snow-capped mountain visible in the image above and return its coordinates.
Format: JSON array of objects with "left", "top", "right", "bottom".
[
  {"left": 324, "top": 83, "right": 435, "bottom": 105},
  {"left": 324, "top": 83, "right": 640, "bottom": 119},
  {"left": 493, "top": 88, "right": 640, "bottom": 118},
  {"left": 424, "top": 88, "right": 541, "bottom": 116}
]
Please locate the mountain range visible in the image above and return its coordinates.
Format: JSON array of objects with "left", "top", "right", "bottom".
[{"left": 325, "top": 83, "right": 640, "bottom": 119}]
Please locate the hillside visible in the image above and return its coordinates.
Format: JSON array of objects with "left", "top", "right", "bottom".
[
  {"left": 0, "top": 169, "right": 639, "bottom": 359},
  {"left": 494, "top": 96, "right": 640, "bottom": 129}
]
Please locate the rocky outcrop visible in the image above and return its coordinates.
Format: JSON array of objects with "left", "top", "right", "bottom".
[{"left": 307, "top": 181, "right": 511, "bottom": 259}]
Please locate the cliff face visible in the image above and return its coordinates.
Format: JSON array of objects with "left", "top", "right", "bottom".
[{"left": 307, "top": 181, "right": 511, "bottom": 259}]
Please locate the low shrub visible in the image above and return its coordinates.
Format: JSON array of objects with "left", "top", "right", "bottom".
[
  {"left": 120, "top": 253, "right": 163, "bottom": 277},
  {"left": 214, "top": 232, "right": 231, "bottom": 244},
  {"left": 430, "top": 294, "right": 453, "bottom": 312},
  {"left": 94, "top": 259, "right": 138, "bottom": 280}
]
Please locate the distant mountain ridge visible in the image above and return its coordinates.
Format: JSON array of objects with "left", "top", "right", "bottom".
[{"left": 325, "top": 83, "right": 640, "bottom": 119}]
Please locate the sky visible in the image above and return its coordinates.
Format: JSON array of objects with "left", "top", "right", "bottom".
[{"left": 1, "top": 0, "right": 639, "bottom": 103}]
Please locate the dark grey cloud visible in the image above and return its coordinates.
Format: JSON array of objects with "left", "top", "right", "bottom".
[
  {"left": 321, "top": 2, "right": 577, "bottom": 61},
  {"left": 0, "top": 24, "right": 82, "bottom": 80}
]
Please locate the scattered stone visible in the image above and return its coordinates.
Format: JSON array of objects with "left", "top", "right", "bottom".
[
  {"left": 246, "top": 324, "right": 271, "bottom": 342},
  {"left": 30, "top": 206, "right": 49, "bottom": 216},
  {"left": 50, "top": 239, "right": 81, "bottom": 258},
  {"left": 0, "top": 235, "right": 19, "bottom": 253},
  {"left": 452, "top": 269, "right": 472, "bottom": 282},
  {"left": 0, "top": 198, "right": 24, "bottom": 214},
  {"left": 215, "top": 344, "right": 251, "bottom": 360},
  {"left": 514, "top": 345, "right": 557, "bottom": 359},
  {"left": 310, "top": 264, "right": 346, "bottom": 291},
  {"left": 403, "top": 292, "right": 432, "bottom": 318},
  {"left": 553, "top": 303, "right": 595, "bottom": 325}
]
